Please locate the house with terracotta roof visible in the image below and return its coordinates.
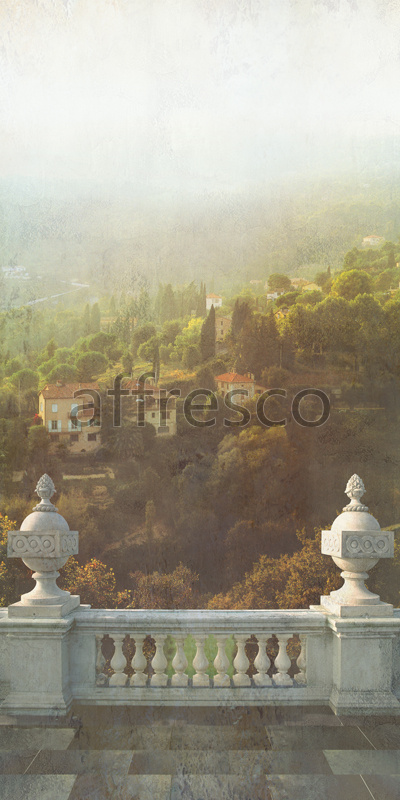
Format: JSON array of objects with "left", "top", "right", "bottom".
[
  {"left": 206, "top": 293, "right": 222, "bottom": 311},
  {"left": 215, "top": 372, "right": 256, "bottom": 399},
  {"left": 38, "top": 382, "right": 101, "bottom": 452},
  {"left": 362, "top": 235, "right": 385, "bottom": 247}
]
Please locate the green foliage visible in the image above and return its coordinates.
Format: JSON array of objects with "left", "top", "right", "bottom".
[
  {"left": 331, "top": 269, "right": 372, "bottom": 300},
  {"left": 296, "top": 289, "right": 323, "bottom": 305},
  {"left": 182, "top": 344, "right": 201, "bottom": 370},
  {"left": 76, "top": 350, "right": 108, "bottom": 380},
  {"left": 235, "top": 311, "right": 279, "bottom": 379},
  {"left": 132, "top": 323, "right": 157, "bottom": 357},
  {"left": 137, "top": 335, "right": 160, "bottom": 363},
  {"left": 275, "top": 291, "right": 299, "bottom": 308},
  {"left": 268, "top": 273, "right": 291, "bottom": 292},
  {"left": 161, "top": 319, "right": 182, "bottom": 346},
  {"left": 90, "top": 302, "right": 101, "bottom": 333},
  {"left": 200, "top": 306, "right": 216, "bottom": 362},
  {"left": 0, "top": 512, "right": 30, "bottom": 607},
  {"left": 46, "top": 363, "right": 77, "bottom": 382},
  {"left": 4, "top": 357, "right": 23, "bottom": 377},
  {"left": 9, "top": 368, "right": 39, "bottom": 392}
]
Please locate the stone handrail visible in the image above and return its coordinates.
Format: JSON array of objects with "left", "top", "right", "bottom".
[{"left": 1, "top": 473, "right": 400, "bottom": 717}]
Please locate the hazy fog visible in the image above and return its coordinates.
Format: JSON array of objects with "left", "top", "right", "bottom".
[
  {"left": 1, "top": 0, "right": 400, "bottom": 284},
  {"left": 1, "top": 0, "right": 400, "bottom": 197}
]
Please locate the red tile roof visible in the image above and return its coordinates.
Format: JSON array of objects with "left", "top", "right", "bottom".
[
  {"left": 215, "top": 373, "right": 254, "bottom": 383},
  {"left": 39, "top": 382, "right": 99, "bottom": 399},
  {"left": 207, "top": 293, "right": 222, "bottom": 299}
]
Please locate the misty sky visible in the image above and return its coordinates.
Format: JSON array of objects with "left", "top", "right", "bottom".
[{"left": 1, "top": 0, "right": 400, "bottom": 195}]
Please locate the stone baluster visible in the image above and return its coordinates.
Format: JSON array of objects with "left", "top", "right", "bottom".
[
  {"left": 171, "top": 635, "right": 189, "bottom": 686},
  {"left": 109, "top": 634, "right": 128, "bottom": 687},
  {"left": 213, "top": 636, "right": 230, "bottom": 687},
  {"left": 95, "top": 634, "right": 108, "bottom": 686},
  {"left": 232, "top": 635, "right": 251, "bottom": 687},
  {"left": 130, "top": 635, "right": 148, "bottom": 687},
  {"left": 273, "top": 633, "right": 293, "bottom": 686},
  {"left": 192, "top": 636, "right": 210, "bottom": 687},
  {"left": 295, "top": 636, "right": 307, "bottom": 684},
  {"left": 150, "top": 635, "right": 168, "bottom": 687},
  {"left": 253, "top": 634, "right": 272, "bottom": 687}
]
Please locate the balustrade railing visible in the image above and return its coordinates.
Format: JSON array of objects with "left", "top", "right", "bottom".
[
  {"left": 1, "top": 473, "right": 400, "bottom": 717},
  {"left": 67, "top": 608, "right": 329, "bottom": 706}
]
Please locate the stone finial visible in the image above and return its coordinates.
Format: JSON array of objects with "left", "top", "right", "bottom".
[
  {"left": 343, "top": 474, "right": 368, "bottom": 512},
  {"left": 33, "top": 474, "right": 57, "bottom": 512}
]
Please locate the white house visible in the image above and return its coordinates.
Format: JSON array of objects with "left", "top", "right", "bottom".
[{"left": 206, "top": 293, "right": 222, "bottom": 311}]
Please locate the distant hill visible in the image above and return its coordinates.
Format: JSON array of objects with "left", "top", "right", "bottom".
[{"left": 1, "top": 171, "right": 400, "bottom": 294}]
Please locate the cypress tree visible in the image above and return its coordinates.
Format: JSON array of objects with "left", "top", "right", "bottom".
[{"left": 200, "top": 305, "right": 216, "bottom": 362}]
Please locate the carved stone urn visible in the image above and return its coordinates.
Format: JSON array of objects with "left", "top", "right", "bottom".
[
  {"left": 7, "top": 474, "right": 80, "bottom": 617},
  {"left": 320, "top": 474, "right": 394, "bottom": 617}
]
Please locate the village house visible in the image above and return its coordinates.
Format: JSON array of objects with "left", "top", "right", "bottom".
[
  {"left": 206, "top": 293, "right": 223, "bottom": 310},
  {"left": 266, "top": 291, "right": 285, "bottom": 301},
  {"left": 302, "top": 282, "right": 321, "bottom": 292},
  {"left": 290, "top": 278, "right": 307, "bottom": 289},
  {"left": 215, "top": 372, "right": 256, "bottom": 399},
  {"left": 122, "top": 378, "right": 177, "bottom": 435},
  {"left": 362, "top": 235, "right": 385, "bottom": 247},
  {"left": 215, "top": 315, "right": 231, "bottom": 342},
  {"left": 38, "top": 382, "right": 101, "bottom": 453}
]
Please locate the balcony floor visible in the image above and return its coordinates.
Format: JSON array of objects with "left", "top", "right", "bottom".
[{"left": 0, "top": 704, "right": 400, "bottom": 799}]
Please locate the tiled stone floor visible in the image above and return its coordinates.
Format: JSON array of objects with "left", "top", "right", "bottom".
[{"left": 0, "top": 705, "right": 400, "bottom": 799}]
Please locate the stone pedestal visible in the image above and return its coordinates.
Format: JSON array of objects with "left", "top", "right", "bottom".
[
  {"left": 2, "top": 616, "right": 76, "bottom": 716},
  {"left": 316, "top": 474, "right": 400, "bottom": 714},
  {"left": 327, "top": 616, "right": 400, "bottom": 714},
  {"left": 4, "top": 474, "right": 82, "bottom": 716}
]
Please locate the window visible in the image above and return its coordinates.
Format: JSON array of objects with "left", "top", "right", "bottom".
[
  {"left": 151, "top": 412, "right": 155, "bottom": 418},
  {"left": 87, "top": 433, "right": 97, "bottom": 442},
  {"left": 40, "top": 402, "right": 43, "bottom": 412},
  {"left": 51, "top": 420, "right": 58, "bottom": 431},
  {"left": 70, "top": 434, "right": 79, "bottom": 443},
  {"left": 52, "top": 403, "right": 58, "bottom": 413}
]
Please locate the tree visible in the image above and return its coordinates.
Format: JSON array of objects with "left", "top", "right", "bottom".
[
  {"left": 200, "top": 305, "right": 215, "bottom": 362},
  {"left": 82, "top": 304, "right": 91, "bottom": 336},
  {"left": 235, "top": 312, "right": 279, "bottom": 378},
  {"left": 9, "top": 368, "right": 39, "bottom": 393},
  {"left": 127, "top": 563, "right": 200, "bottom": 609},
  {"left": 90, "top": 302, "right": 101, "bottom": 333},
  {"left": 132, "top": 323, "right": 157, "bottom": 357},
  {"left": 387, "top": 248, "right": 396, "bottom": 271},
  {"left": 230, "top": 299, "right": 252, "bottom": 340},
  {"left": 76, "top": 351, "right": 108, "bottom": 380},
  {"left": 331, "top": 269, "right": 372, "bottom": 300},
  {"left": 182, "top": 344, "right": 201, "bottom": 370},
  {"left": 268, "top": 273, "right": 291, "bottom": 292},
  {"left": 59, "top": 557, "right": 130, "bottom": 608},
  {"left": 137, "top": 335, "right": 160, "bottom": 364},
  {"left": 0, "top": 513, "right": 31, "bottom": 606},
  {"left": 27, "top": 425, "right": 50, "bottom": 470},
  {"left": 47, "top": 363, "right": 77, "bottom": 383},
  {"left": 208, "top": 529, "right": 341, "bottom": 610},
  {"left": 161, "top": 320, "right": 181, "bottom": 346},
  {"left": 296, "top": 289, "right": 324, "bottom": 306}
]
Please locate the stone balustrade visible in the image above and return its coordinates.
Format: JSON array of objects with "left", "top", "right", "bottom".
[
  {"left": 1, "top": 473, "right": 400, "bottom": 717},
  {"left": 68, "top": 608, "right": 327, "bottom": 706}
]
